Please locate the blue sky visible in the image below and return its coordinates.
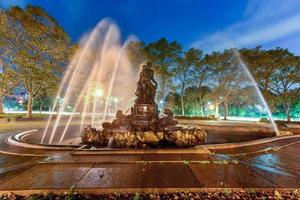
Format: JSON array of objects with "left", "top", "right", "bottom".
[{"left": 1, "top": 0, "right": 300, "bottom": 54}]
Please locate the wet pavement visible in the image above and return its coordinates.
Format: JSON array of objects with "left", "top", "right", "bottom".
[
  {"left": 0, "top": 120, "right": 299, "bottom": 193},
  {"left": 0, "top": 133, "right": 299, "bottom": 192}
]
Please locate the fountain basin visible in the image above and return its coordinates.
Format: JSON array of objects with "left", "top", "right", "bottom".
[{"left": 81, "top": 125, "right": 207, "bottom": 148}]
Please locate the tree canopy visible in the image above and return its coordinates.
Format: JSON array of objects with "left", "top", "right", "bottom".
[{"left": 0, "top": 6, "right": 73, "bottom": 117}]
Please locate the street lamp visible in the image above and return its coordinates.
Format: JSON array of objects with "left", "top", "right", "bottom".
[
  {"left": 95, "top": 89, "right": 103, "bottom": 97},
  {"left": 209, "top": 104, "right": 214, "bottom": 110},
  {"left": 113, "top": 97, "right": 118, "bottom": 103}
]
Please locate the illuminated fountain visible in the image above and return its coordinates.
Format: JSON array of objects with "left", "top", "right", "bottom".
[
  {"left": 41, "top": 19, "right": 139, "bottom": 145},
  {"left": 81, "top": 61, "right": 207, "bottom": 148},
  {"left": 13, "top": 19, "right": 279, "bottom": 148}
]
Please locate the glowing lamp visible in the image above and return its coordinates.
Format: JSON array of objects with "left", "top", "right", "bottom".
[{"left": 95, "top": 89, "right": 103, "bottom": 97}]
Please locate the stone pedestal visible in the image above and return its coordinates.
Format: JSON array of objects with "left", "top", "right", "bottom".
[
  {"left": 131, "top": 104, "right": 158, "bottom": 131},
  {"left": 81, "top": 125, "right": 207, "bottom": 148}
]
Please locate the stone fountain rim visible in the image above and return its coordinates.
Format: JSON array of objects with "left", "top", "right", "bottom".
[{"left": 7, "top": 129, "right": 299, "bottom": 152}]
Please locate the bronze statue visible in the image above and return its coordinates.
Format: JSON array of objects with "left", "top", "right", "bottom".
[
  {"left": 135, "top": 61, "right": 157, "bottom": 104},
  {"left": 101, "top": 61, "right": 176, "bottom": 132},
  {"left": 82, "top": 60, "right": 207, "bottom": 148}
]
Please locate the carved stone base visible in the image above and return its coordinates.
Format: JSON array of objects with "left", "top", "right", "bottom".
[{"left": 81, "top": 125, "right": 206, "bottom": 148}]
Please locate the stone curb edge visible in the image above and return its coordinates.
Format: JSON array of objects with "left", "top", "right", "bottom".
[
  {"left": 6, "top": 130, "right": 300, "bottom": 154},
  {"left": 203, "top": 134, "right": 300, "bottom": 150}
]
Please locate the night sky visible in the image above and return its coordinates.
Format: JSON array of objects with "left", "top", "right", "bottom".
[{"left": 1, "top": 0, "right": 300, "bottom": 54}]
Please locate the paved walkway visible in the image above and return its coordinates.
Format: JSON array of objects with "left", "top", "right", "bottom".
[{"left": 0, "top": 132, "right": 299, "bottom": 194}]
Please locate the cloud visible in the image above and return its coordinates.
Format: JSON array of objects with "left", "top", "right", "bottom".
[{"left": 191, "top": 0, "right": 300, "bottom": 53}]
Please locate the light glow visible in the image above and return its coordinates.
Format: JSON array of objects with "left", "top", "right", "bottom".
[{"left": 95, "top": 89, "right": 104, "bottom": 97}]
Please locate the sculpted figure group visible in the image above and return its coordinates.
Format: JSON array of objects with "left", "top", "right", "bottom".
[{"left": 102, "top": 61, "right": 177, "bottom": 132}]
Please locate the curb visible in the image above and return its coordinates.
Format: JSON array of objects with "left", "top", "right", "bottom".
[
  {"left": 72, "top": 147, "right": 210, "bottom": 155},
  {"left": 203, "top": 134, "right": 300, "bottom": 150},
  {"left": 6, "top": 130, "right": 300, "bottom": 154},
  {"left": 7, "top": 130, "right": 80, "bottom": 150}
]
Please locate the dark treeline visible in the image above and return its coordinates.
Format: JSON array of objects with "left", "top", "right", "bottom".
[
  {"left": 0, "top": 6, "right": 299, "bottom": 121},
  {"left": 126, "top": 40, "right": 300, "bottom": 121}
]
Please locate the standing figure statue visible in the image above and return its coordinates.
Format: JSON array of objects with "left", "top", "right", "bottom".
[{"left": 135, "top": 61, "right": 157, "bottom": 104}]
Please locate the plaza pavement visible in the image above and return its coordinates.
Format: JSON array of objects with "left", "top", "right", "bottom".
[{"left": 0, "top": 131, "right": 299, "bottom": 194}]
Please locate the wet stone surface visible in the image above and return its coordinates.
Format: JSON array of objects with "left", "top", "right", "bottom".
[
  {"left": 77, "top": 163, "right": 201, "bottom": 188},
  {"left": 0, "top": 131, "right": 299, "bottom": 192},
  {"left": 0, "top": 163, "right": 93, "bottom": 190}
]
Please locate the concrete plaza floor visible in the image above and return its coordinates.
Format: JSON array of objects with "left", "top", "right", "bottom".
[{"left": 0, "top": 130, "right": 299, "bottom": 194}]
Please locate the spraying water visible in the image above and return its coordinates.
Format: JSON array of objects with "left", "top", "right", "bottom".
[
  {"left": 233, "top": 50, "right": 279, "bottom": 136},
  {"left": 42, "top": 19, "right": 138, "bottom": 144}
]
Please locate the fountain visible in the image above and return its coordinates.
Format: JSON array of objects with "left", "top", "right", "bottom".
[
  {"left": 40, "top": 19, "right": 139, "bottom": 145},
  {"left": 11, "top": 19, "right": 277, "bottom": 149},
  {"left": 81, "top": 61, "right": 207, "bottom": 148}
]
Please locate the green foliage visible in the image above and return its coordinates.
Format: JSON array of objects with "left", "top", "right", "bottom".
[
  {"left": 0, "top": 5, "right": 299, "bottom": 121},
  {"left": 241, "top": 47, "right": 300, "bottom": 121},
  {"left": 144, "top": 38, "right": 182, "bottom": 100},
  {"left": 133, "top": 193, "right": 141, "bottom": 200},
  {"left": 126, "top": 41, "right": 145, "bottom": 69},
  {"left": 173, "top": 48, "right": 203, "bottom": 115},
  {"left": 1, "top": 6, "right": 73, "bottom": 117},
  {"left": 260, "top": 118, "right": 269, "bottom": 123},
  {"left": 0, "top": 10, "right": 20, "bottom": 113}
]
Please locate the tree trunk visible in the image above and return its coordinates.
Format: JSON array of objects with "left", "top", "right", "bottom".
[
  {"left": 201, "top": 101, "right": 205, "bottom": 116},
  {"left": 180, "top": 80, "right": 186, "bottom": 116},
  {"left": 0, "top": 97, "right": 3, "bottom": 114},
  {"left": 180, "top": 94, "right": 184, "bottom": 116},
  {"left": 199, "top": 97, "right": 204, "bottom": 117},
  {"left": 286, "top": 105, "right": 291, "bottom": 123},
  {"left": 26, "top": 92, "right": 33, "bottom": 118},
  {"left": 215, "top": 103, "right": 219, "bottom": 118},
  {"left": 223, "top": 101, "right": 229, "bottom": 120},
  {"left": 56, "top": 104, "right": 59, "bottom": 115},
  {"left": 39, "top": 102, "right": 44, "bottom": 114}
]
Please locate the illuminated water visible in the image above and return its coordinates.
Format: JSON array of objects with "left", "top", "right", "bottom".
[
  {"left": 233, "top": 50, "right": 279, "bottom": 136},
  {"left": 41, "top": 19, "right": 138, "bottom": 144}
]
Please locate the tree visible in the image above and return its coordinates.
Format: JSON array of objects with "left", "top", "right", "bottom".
[
  {"left": 0, "top": 9, "right": 20, "bottom": 113},
  {"left": 241, "top": 47, "right": 300, "bottom": 122},
  {"left": 144, "top": 38, "right": 181, "bottom": 101},
  {"left": 204, "top": 50, "right": 246, "bottom": 119},
  {"left": 165, "top": 91, "right": 181, "bottom": 115},
  {"left": 228, "top": 86, "right": 258, "bottom": 116},
  {"left": 173, "top": 48, "right": 202, "bottom": 115},
  {"left": 125, "top": 41, "right": 145, "bottom": 69},
  {"left": 32, "top": 82, "right": 59, "bottom": 114},
  {"left": 3, "top": 6, "right": 73, "bottom": 117},
  {"left": 184, "top": 86, "right": 211, "bottom": 116},
  {"left": 267, "top": 48, "right": 300, "bottom": 122}
]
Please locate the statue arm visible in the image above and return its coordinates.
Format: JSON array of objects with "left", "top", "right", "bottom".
[
  {"left": 150, "top": 70, "right": 157, "bottom": 88},
  {"left": 151, "top": 77, "right": 157, "bottom": 89}
]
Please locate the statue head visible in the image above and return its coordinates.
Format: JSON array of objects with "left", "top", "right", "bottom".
[
  {"left": 146, "top": 61, "right": 152, "bottom": 68},
  {"left": 116, "top": 110, "right": 123, "bottom": 118}
]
